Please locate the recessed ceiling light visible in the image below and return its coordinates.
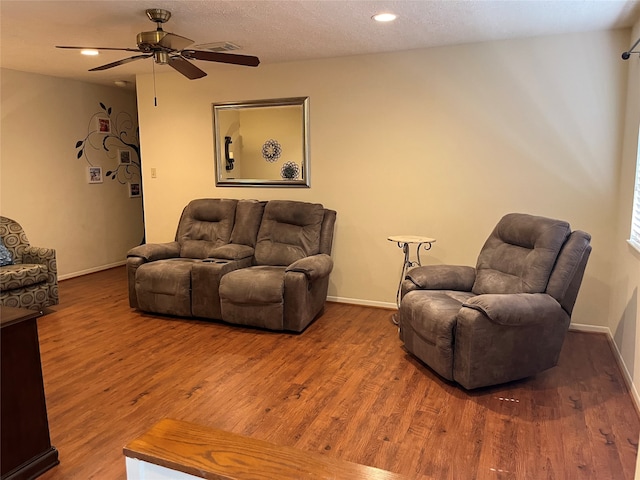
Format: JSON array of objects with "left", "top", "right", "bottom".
[
  {"left": 372, "top": 13, "right": 397, "bottom": 22},
  {"left": 81, "top": 49, "right": 99, "bottom": 56}
]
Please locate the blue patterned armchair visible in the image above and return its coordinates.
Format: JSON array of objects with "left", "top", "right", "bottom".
[{"left": 0, "top": 216, "right": 58, "bottom": 310}]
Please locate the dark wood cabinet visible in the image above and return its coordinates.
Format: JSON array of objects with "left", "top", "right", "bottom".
[{"left": 1, "top": 306, "right": 58, "bottom": 479}]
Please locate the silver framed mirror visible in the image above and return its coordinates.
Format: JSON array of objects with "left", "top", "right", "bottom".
[{"left": 212, "top": 97, "right": 310, "bottom": 187}]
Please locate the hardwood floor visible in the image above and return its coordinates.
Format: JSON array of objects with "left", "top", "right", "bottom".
[{"left": 33, "top": 266, "right": 638, "bottom": 479}]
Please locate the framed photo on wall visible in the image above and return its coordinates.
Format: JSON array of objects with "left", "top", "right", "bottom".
[
  {"left": 88, "top": 166, "right": 103, "bottom": 184},
  {"left": 96, "top": 117, "right": 111, "bottom": 134},
  {"left": 118, "top": 149, "right": 132, "bottom": 165},
  {"left": 128, "top": 182, "right": 141, "bottom": 198}
]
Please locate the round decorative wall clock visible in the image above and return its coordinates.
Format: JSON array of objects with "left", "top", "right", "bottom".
[{"left": 261, "top": 139, "right": 282, "bottom": 162}]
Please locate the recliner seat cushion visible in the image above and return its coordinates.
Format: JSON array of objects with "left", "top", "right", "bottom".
[
  {"left": 403, "top": 290, "right": 474, "bottom": 345},
  {"left": 400, "top": 290, "right": 474, "bottom": 381},
  {"left": 472, "top": 213, "right": 571, "bottom": 295}
]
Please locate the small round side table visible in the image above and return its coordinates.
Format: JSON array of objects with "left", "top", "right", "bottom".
[{"left": 388, "top": 235, "right": 436, "bottom": 323}]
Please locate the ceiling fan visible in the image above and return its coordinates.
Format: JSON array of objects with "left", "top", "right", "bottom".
[{"left": 56, "top": 8, "right": 260, "bottom": 80}]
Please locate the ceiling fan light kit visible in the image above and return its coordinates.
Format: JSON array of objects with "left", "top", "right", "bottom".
[{"left": 56, "top": 8, "right": 260, "bottom": 80}]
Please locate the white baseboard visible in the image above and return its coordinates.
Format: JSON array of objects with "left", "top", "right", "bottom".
[
  {"left": 327, "top": 296, "right": 396, "bottom": 310},
  {"left": 58, "top": 260, "right": 126, "bottom": 281},
  {"left": 570, "top": 323, "right": 640, "bottom": 415},
  {"left": 568, "top": 322, "right": 610, "bottom": 334}
]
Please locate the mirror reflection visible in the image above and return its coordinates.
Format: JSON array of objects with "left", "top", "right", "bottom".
[{"left": 213, "top": 97, "right": 310, "bottom": 187}]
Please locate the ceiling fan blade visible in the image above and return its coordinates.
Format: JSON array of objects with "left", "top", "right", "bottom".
[
  {"left": 168, "top": 56, "right": 207, "bottom": 79},
  {"left": 181, "top": 50, "right": 260, "bottom": 67},
  {"left": 56, "top": 45, "right": 141, "bottom": 52},
  {"left": 158, "top": 32, "right": 194, "bottom": 51},
  {"left": 89, "top": 54, "right": 153, "bottom": 71}
]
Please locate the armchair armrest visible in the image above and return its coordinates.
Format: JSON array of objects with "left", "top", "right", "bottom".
[
  {"left": 285, "top": 254, "right": 333, "bottom": 282},
  {"left": 406, "top": 265, "right": 476, "bottom": 291},
  {"left": 127, "top": 242, "right": 180, "bottom": 262},
  {"left": 23, "top": 246, "right": 56, "bottom": 269},
  {"left": 463, "top": 293, "right": 562, "bottom": 326}
]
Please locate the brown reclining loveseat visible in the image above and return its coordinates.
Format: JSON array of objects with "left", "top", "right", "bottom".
[{"left": 127, "top": 198, "right": 336, "bottom": 332}]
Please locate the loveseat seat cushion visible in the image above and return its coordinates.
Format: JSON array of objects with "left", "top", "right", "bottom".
[
  {"left": 219, "top": 266, "right": 287, "bottom": 330},
  {"left": 0, "top": 264, "right": 48, "bottom": 291},
  {"left": 254, "top": 201, "right": 325, "bottom": 266},
  {"left": 220, "top": 266, "right": 286, "bottom": 304},
  {"left": 472, "top": 213, "right": 570, "bottom": 295}
]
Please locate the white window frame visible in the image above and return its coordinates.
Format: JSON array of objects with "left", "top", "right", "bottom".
[{"left": 629, "top": 125, "right": 640, "bottom": 253}]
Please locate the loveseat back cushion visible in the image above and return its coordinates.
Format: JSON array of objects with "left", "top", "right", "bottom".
[
  {"left": 254, "top": 201, "right": 325, "bottom": 266},
  {"left": 0, "top": 216, "right": 30, "bottom": 264},
  {"left": 176, "top": 199, "right": 238, "bottom": 258},
  {"left": 230, "top": 200, "right": 266, "bottom": 247},
  {"left": 472, "top": 213, "right": 571, "bottom": 295}
]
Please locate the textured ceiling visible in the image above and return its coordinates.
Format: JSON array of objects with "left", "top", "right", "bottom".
[{"left": 1, "top": 0, "right": 639, "bottom": 88}]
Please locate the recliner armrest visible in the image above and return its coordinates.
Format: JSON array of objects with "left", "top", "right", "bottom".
[
  {"left": 406, "top": 265, "right": 476, "bottom": 291},
  {"left": 285, "top": 254, "right": 333, "bottom": 282},
  {"left": 127, "top": 242, "right": 180, "bottom": 262},
  {"left": 462, "top": 293, "right": 562, "bottom": 326}
]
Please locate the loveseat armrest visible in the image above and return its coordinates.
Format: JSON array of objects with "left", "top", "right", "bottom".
[
  {"left": 285, "top": 254, "right": 333, "bottom": 282},
  {"left": 127, "top": 242, "right": 180, "bottom": 262},
  {"left": 405, "top": 265, "right": 476, "bottom": 291},
  {"left": 462, "top": 293, "right": 563, "bottom": 327}
]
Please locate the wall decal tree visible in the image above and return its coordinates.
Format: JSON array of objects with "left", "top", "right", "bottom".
[{"left": 76, "top": 102, "right": 141, "bottom": 185}]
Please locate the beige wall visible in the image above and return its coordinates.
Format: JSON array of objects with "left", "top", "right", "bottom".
[
  {"left": 1, "top": 69, "right": 143, "bottom": 279},
  {"left": 137, "top": 29, "right": 629, "bottom": 327}
]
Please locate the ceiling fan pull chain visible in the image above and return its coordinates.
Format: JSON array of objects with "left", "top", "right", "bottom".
[{"left": 152, "top": 61, "right": 158, "bottom": 107}]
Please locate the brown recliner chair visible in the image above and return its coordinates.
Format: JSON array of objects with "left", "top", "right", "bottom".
[{"left": 399, "top": 213, "right": 591, "bottom": 389}]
